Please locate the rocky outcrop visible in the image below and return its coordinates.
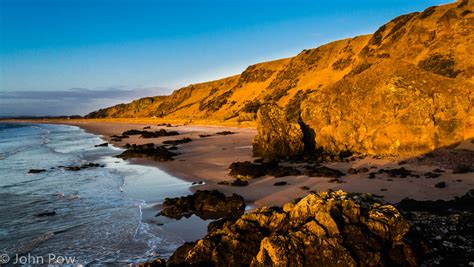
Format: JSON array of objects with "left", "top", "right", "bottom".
[
  {"left": 157, "top": 190, "right": 245, "bottom": 220},
  {"left": 252, "top": 103, "right": 304, "bottom": 162},
  {"left": 117, "top": 143, "right": 177, "bottom": 161},
  {"left": 301, "top": 60, "right": 473, "bottom": 157},
  {"left": 166, "top": 190, "right": 418, "bottom": 266}
]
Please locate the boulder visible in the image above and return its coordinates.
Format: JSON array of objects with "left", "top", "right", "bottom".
[
  {"left": 167, "top": 191, "right": 418, "bottom": 266},
  {"left": 158, "top": 190, "right": 246, "bottom": 220},
  {"left": 253, "top": 103, "right": 304, "bottom": 162},
  {"left": 228, "top": 161, "right": 267, "bottom": 179},
  {"left": 117, "top": 143, "right": 177, "bottom": 162}
]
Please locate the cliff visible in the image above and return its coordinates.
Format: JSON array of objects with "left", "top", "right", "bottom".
[{"left": 87, "top": 0, "right": 474, "bottom": 156}]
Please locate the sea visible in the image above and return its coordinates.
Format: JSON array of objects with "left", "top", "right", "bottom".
[{"left": 0, "top": 122, "right": 208, "bottom": 265}]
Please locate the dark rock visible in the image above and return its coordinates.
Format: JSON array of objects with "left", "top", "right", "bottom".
[
  {"left": 217, "top": 181, "right": 230, "bottom": 185},
  {"left": 157, "top": 123, "right": 173, "bottom": 127},
  {"left": 434, "top": 181, "right": 446, "bottom": 188},
  {"left": 300, "top": 186, "right": 310, "bottom": 190},
  {"left": 117, "top": 143, "right": 177, "bottom": 162},
  {"left": 368, "top": 172, "right": 377, "bottom": 179},
  {"left": 328, "top": 178, "right": 345, "bottom": 183},
  {"left": 397, "top": 190, "right": 474, "bottom": 265},
  {"left": 215, "top": 131, "right": 236, "bottom": 135},
  {"left": 28, "top": 169, "right": 46, "bottom": 174},
  {"left": 191, "top": 181, "right": 204, "bottom": 185},
  {"left": 453, "top": 164, "right": 472, "bottom": 174},
  {"left": 158, "top": 190, "right": 245, "bottom": 220},
  {"left": 377, "top": 167, "right": 416, "bottom": 178},
  {"left": 122, "top": 129, "right": 179, "bottom": 138},
  {"left": 162, "top": 138, "right": 192, "bottom": 145},
  {"left": 347, "top": 167, "right": 369, "bottom": 174},
  {"left": 143, "top": 126, "right": 151, "bottom": 129},
  {"left": 304, "top": 166, "right": 345, "bottom": 178},
  {"left": 94, "top": 142, "right": 109, "bottom": 147},
  {"left": 230, "top": 179, "right": 249, "bottom": 187},
  {"left": 36, "top": 210, "right": 56, "bottom": 217},
  {"left": 228, "top": 161, "right": 267, "bottom": 179},
  {"left": 424, "top": 172, "right": 442, "bottom": 178},
  {"left": 273, "top": 181, "right": 287, "bottom": 186},
  {"left": 199, "top": 134, "right": 212, "bottom": 138},
  {"left": 166, "top": 191, "right": 418, "bottom": 266},
  {"left": 64, "top": 162, "right": 104, "bottom": 171}
]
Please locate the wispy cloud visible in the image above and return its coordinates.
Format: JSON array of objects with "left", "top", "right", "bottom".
[{"left": 0, "top": 87, "right": 169, "bottom": 117}]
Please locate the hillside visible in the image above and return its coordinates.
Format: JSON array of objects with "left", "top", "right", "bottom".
[{"left": 87, "top": 0, "right": 474, "bottom": 156}]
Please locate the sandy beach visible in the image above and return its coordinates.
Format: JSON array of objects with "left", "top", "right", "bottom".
[{"left": 35, "top": 120, "right": 471, "bottom": 208}]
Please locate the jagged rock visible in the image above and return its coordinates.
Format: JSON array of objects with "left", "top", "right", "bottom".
[
  {"left": 157, "top": 190, "right": 245, "bottom": 220},
  {"left": 28, "top": 169, "right": 46, "bottom": 174},
  {"left": 304, "top": 166, "right": 345, "bottom": 178},
  {"left": 117, "top": 143, "right": 176, "bottom": 162},
  {"left": 253, "top": 103, "right": 304, "bottom": 162},
  {"left": 166, "top": 191, "right": 418, "bottom": 266}
]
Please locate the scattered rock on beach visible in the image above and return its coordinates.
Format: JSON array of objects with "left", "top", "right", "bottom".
[
  {"left": 231, "top": 179, "right": 249, "bottom": 187},
  {"left": 28, "top": 169, "right": 46, "bottom": 174},
  {"left": 434, "top": 181, "right": 446, "bottom": 188},
  {"left": 162, "top": 138, "right": 192, "bottom": 145},
  {"left": 122, "top": 129, "right": 179, "bottom": 138},
  {"left": 117, "top": 143, "right": 177, "bottom": 162},
  {"left": 273, "top": 181, "right": 287, "bottom": 186},
  {"left": 215, "top": 131, "right": 236, "bottom": 135},
  {"left": 158, "top": 190, "right": 245, "bottom": 220},
  {"left": 304, "top": 165, "right": 345, "bottom": 178},
  {"left": 377, "top": 167, "right": 417, "bottom": 178},
  {"left": 229, "top": 161, "right": 302, "bottom": 179},
  {"left": 228, "top": 161, "right": 267, "bottom": 179},
  {"left": 347, "top": 167, "right": 369, "bottom": 174}
]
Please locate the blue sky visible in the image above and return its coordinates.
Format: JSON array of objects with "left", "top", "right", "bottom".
[{"left": 0, "top": 0, "right": 449, "bottom": 116}]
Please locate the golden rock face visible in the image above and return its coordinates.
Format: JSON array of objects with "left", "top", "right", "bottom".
[{"left": 301, "top": 60, "right": 473, "bottom": 156}]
